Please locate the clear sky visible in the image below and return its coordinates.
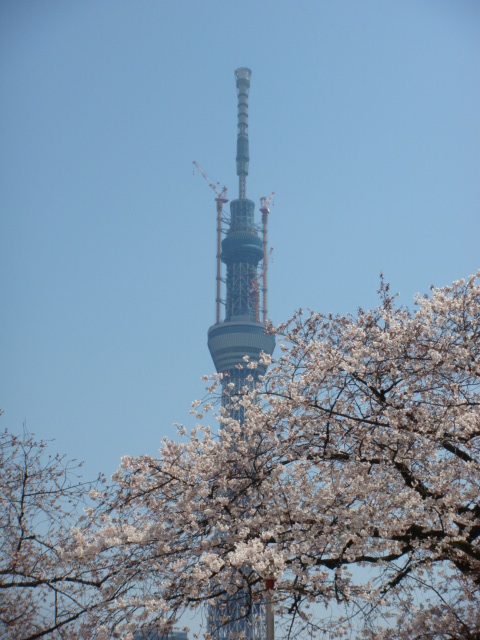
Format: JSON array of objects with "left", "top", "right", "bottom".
[{"left": 1, "top": 0, "right": 479, "bottom": 485}]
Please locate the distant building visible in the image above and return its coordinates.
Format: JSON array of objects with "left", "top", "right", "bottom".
[{"left": 133, "top": 629, "right": 188, "bottom": 640}]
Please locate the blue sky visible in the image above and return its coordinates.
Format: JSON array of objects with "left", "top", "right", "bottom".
[{"left": 1, "top": 0, "right": 479, "bottom": 484}]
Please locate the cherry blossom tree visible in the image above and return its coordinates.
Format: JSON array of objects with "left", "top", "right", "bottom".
[
  {"left": 0, "top": 427, "right": 117, "bottom": 640},
  {"left": 74, "top": 273, "right": 480, "bottom": 639}
]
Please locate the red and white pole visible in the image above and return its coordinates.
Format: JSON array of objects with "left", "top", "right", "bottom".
[{"left": 265, "top": 579, "right": 275, "bottom": 640}]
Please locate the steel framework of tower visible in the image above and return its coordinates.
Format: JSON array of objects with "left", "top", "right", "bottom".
[{"left": 206, "top": 68, "right": 275, "bottom": 640}]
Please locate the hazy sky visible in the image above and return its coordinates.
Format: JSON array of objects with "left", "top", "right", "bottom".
[{"left": 1, "top": 0, "right": 479, "bottom": 484}]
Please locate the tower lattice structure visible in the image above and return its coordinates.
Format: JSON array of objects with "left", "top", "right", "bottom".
[{"left": 206, "top": 68, "right": 275, "bottom": 640}]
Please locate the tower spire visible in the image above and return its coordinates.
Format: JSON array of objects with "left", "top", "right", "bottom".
[{"left": 235, "top": 67, "right": 251, "bottom": 199}]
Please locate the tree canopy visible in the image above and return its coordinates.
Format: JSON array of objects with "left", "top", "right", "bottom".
[
  {"left": 77, "top": 273, "right": 480, "bottom": 639},
  {"left": 3, "top": 273, "right": 480, "bottom": 639}
]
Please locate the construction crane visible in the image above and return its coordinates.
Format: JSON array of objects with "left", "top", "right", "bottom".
[
  {"left": 259, "top": 192, "right": 274, "bottom": 324},
  {"left": 193, "top": 161, "right": 228, "bottom": 203},
  {"left": 193, "top": 161, "right": 228, "bottom": 324},
  {"left": 259, "top": 191, "right": 275, "bottom": 216},
  {"left": 249, "top": 277, "right": 260, "bottom": 322}
]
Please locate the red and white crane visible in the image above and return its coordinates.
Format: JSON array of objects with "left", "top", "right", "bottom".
[
  {"left": 259, "top": 192, "right": 274, "bottom": 323},
  {"left": 193, "top": 161, "right": 228, "bottom": 204},
  {"left": 259, "top": 191, "right": 275, "bottom": 216},
  {"left": 193, "top": 161, "right": 228, "bottom": 324}
]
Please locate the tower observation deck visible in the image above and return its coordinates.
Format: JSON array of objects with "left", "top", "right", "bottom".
[{"left": 206, "top": 69, "right": 275, "bottom": 640}]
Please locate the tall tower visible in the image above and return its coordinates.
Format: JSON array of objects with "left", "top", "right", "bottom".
[
  {"left": 207, "top": 67, "right": 275, "bottom": 398},
  {"left": 206, "top": 68, "right": 275, "bottom": 640}
]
